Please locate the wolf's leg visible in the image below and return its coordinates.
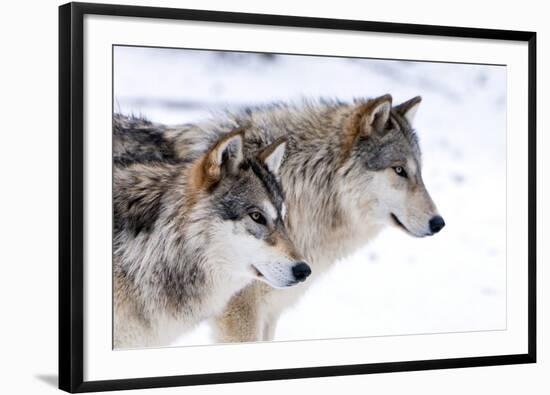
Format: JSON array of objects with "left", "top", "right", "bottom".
[
  {"left": 212, "top": 284, "right": 264, "bottom": 342},
  {"left": 214, "top": 280, "right": 307, "bottom": 342}
]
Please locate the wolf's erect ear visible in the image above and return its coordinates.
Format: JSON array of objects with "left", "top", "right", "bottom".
[
  {"left": 394, "top": 96, "right": 422, "bottom": 125},
  {"left": 344, "top": 95, "right": 393, "bottom": 151},
  {"left": 259, "top": 138, "right": 287, "bottom": 176},
  {"left": 203, "top": 129, "right": 244, "bottom": 182},
  {"left": 365, "top": 94, "right": 393, "bottom": 132}
]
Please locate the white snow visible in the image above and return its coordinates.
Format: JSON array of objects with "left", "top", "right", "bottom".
[{"left": 114, "top": 46, "right": 507, "bottom": 346}]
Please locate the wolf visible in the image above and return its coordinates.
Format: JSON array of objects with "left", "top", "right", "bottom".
[
  {"left": 113, "top": 124, "right": 311, "bottom": 348},
  {"left": 114, "top": 94, "right": 445, "bottom": 343}
]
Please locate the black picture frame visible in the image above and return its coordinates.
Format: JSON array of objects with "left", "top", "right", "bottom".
[{"left": 59, "top": 2, "right": 537, "bottom": 392}]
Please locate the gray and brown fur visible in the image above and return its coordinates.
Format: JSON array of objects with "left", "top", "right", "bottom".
[{"left": 114, "top": 94, "right": 443, "bottom": 343}]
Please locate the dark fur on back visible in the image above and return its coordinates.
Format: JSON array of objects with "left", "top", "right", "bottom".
[
  {"left": 113, "top": 162, "right": 180, "bottom": 236},
  {"left": 113, "top": 114, "right": 179, "bottom": 165}
]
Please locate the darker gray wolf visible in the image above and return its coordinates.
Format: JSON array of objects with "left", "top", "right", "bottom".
[{"left": 113, "top": 121, "right": 310, "bottom": 347}]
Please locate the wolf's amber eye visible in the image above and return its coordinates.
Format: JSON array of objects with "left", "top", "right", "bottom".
[
  {"left": 393, "top": 166, "right": 408, "bottom": 178},
  {"left": 250, "top": 212, "right": 267, "bottom": 225}
]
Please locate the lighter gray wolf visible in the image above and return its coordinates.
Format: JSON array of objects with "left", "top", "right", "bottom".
[
  {"left": 113, "top": 94, "right": 445, "bottom": 343},
  {"left": 113, "top": 124, "right": 311, "bottom": 348}
]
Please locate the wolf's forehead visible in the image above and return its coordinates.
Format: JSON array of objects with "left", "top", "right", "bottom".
[
  {"left": 358, "top": 124, "right": 421, "bottom": 170},
  {"left": 213, "top": 173, "right": 283, "bottom": 221},
  {"left": 247, "top": 159, "right": 285, "bottom": 212},
  {"left": 393, "top": 113, "right": 422, "bottom": 161},
  {"left": 398, "top": 134, "right": 421, "bottom": 164}
]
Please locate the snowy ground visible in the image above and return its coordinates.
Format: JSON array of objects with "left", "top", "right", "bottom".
[{"left": 114, "top": 46, "right": 507, "bottom": 346}]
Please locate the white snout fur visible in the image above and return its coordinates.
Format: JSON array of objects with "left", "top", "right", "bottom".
[
  {"left": 210, "top": 221, "right": 299, "bottom": 288},
  {"left": 252, "top": 260, "right": 298, "bottom": 288},
  {"left": 344, "top": 170, "right": 439, "bottom": 238}
]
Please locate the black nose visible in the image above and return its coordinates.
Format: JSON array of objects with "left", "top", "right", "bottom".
[
  {"left": 292, "top": 262, "right": 311, "bottom": 282},
  {"left": 429, "top": 215, "right": 445, "bottom": 234}
]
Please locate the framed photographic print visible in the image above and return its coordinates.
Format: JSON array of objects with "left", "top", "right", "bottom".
[{"left": 59, "top": 2, "right": 536, "bottom": 392}]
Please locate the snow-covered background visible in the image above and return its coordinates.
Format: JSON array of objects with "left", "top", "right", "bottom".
[{"left": 114, "top": 46, "right": 507, "bottom": 346}]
